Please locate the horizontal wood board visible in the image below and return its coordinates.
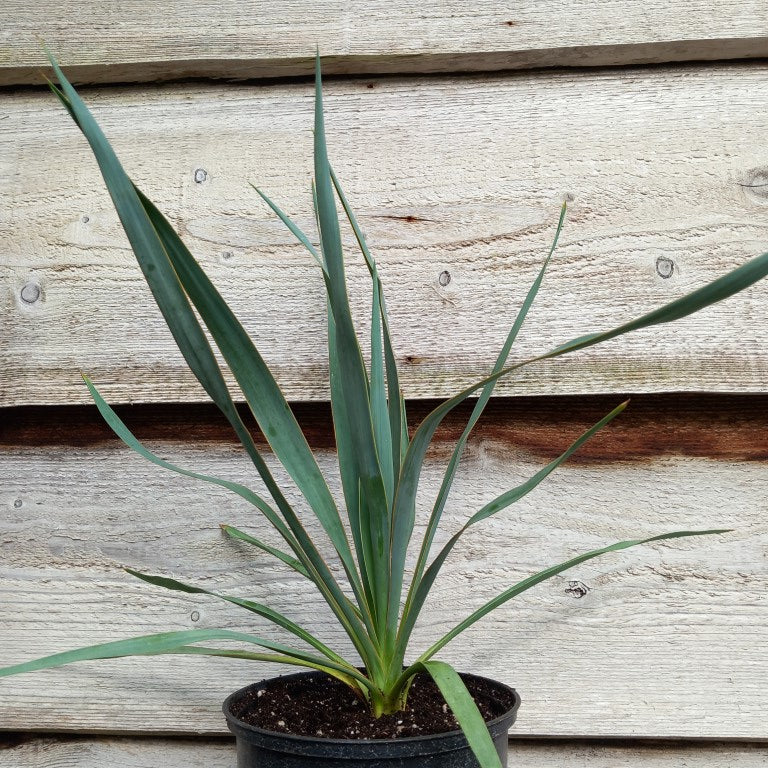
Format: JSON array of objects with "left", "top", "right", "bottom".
[
  {"left": 1, "top": 1, "right": 768, "bottom": 85},
  {"left": 1, "top": 397, "right": 767, "bottom": 738},
  {"left": 4, "top": 64, "right": 768, "bottom": 406},
  {"left": 1, "top": 736, "right": 767, "bottom": 767}
]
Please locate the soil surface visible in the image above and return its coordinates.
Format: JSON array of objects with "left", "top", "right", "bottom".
[{"left": 230, "top": 672, "right": 515, "bottom": 739}]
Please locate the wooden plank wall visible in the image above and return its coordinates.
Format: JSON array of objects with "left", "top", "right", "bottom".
[{"left": 2, "top": 3, "right": 768, "bottom": 765}]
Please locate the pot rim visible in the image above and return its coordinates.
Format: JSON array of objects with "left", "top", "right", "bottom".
[{"left": 222, "top": 668, "right": 521, "bottom": 747}]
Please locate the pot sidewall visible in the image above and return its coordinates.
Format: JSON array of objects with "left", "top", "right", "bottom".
[{"left": 223, "top": 670, "right": 521, "bottom": 767}]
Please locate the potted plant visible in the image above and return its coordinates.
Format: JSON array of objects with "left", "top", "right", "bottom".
[{"left": 2, "top": 52, "right": 767, "bottom": 768}]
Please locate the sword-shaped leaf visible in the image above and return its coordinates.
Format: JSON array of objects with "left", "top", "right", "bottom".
[
  {"left": 0, "top": 628, "right": 365, "bottom": 687},
  {"left": 137, "top": 191, "right": 383, "bottom": 668},
  {"left": 388, "top": 243, "right": 768, "bottom": 632},
  {"left": 387, "top": 365, "right": 534, "bottom": 631},
  {"left": 254, "top": 177, "right": 375, "bottom": 610},
  {"left": 331, "top": 167, "right": 406, "bottom": 488},
  {"left": 135, "top": 191, "right": 363, "bottom": 603},
  {"left": 249, "top": 183, "right": 325, "bottom": 270},
  {"left": 402, "top": 204, "right": 567, "bottom": 639},
  {"left": 420, "top": 660, "right": 503, "bottom": 768},
  {"left": 370, "top": 270, "right": 395, "bottom": 504},
  {"left": 327, "top": 301, "right": 373, "bottom": 604},
  {"left": 218, "top": 527, "right": 367, "bottom": 623},
  {"left": 545, "top": 251, "right": 768, "bottom": 360},
  {"left": 84, "top": 375, "right": 298, "bottom": 551},
  {"left": 46, "top": 57, "right": 377, "bottom": 667},
  {"left": 314, "top": 55, "right": 390, "bottom": 636},
  {"left": 397, "top": 400, "right": 628, "bottom": 653},
  {"left": 125, "top": 568, "right": 347, "bottom": 665},
  {"left": 219, "top": 525, "right": 310, "bottom": 578},
  {"left": 419, "top": 529, "right": 730, "bottom": 661},
  {"left": 164, "top": 647, "right": 367, "bottom": 690}
]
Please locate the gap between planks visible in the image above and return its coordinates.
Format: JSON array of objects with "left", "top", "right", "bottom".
[{"left": 3, "top": 393, "right": 768, "bottom": 463}]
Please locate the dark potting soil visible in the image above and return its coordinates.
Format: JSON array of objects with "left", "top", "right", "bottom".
[{"left": 231, "top": 672, "right": 514, "bottom": 739}]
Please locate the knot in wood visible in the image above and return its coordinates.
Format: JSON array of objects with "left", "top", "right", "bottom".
[
  {"left": 655, "top": 256, "right": 675, "bottom": 279},
  {"left": 565, "top": 580, "right": 589, "bottom": 598}
]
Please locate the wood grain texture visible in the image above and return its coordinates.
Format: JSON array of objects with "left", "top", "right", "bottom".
[
  {"left": 1, "top": 736, "right": 767, "bottom": 768},
  {"left": 2, "top": 1, "right": 768, "bottom": 85},
  {"left": 1, "top": 398, "right": 766, "bottom": 738},
  {"left": 4, "top": 64, "right": 768, "bottom": 406}
]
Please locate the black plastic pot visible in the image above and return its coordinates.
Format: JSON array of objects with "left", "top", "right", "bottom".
[{"left": 223, "top": 670, "right": 521, "bottom": 768}]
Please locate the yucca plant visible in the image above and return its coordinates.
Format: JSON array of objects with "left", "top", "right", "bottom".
[{"left": 3, "top": 52, "right": 768, "bottom": 768}]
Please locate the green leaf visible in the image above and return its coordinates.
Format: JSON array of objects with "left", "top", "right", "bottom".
[
  {"left": 48, "top": 59, "right": 308, "bottom": 581},
  {"left": 0, "top": 628, "right": 365, "bottom": 686},
  {"left": 313, "top": 55, "right": 391, "bottom": 639},
  {"left": 161, "top": 647, "right": 365, "bottom": 690},
  {"left": 325, "top": 169, "right": 420, "bottom": 649},
  {"left": 44, "top": 59, "right": 238, "bottom": 419},
  {"left": 543, "top": 250, "right": 768, "bottom": 360},
  {"left": 420, "top": 660, "right": 502, "bottom": 768},
  {"left": 331, "top": 166, "right": 407, "bottom": 482},
  {"left": 327, "top": 168, "right": 412, "bottom": 624},
  {"left": 136, "top": 189, "right": 381, "bottom": 670},
  {"left": 219, "top": 524, "right": 310, "bottom": 578},
  {"left": 387, "top": 366, "right": 530, "bottom": 632},
  {"left": 389, "top": 241, "right": 768, "bottom": 631},
  {"left": 219, "top": 528, "right": 368, "bottom": 623},
  {"left": 311, "top": 182, "right": 369, "bottom": 574},
  {"left": 402, "top": 203, "right": 567, "bottom": 642},
  {"left": 250, "top": 183, "right": 325, "bottom": 270},
  {"left": 398, "top": 400, "right": 628, "bottom": 653},
  {"left": 124, "top": 568, "right": 348, "bottom": 664},
  {"left": 370, "top": 275, "right": 395, "bottom": 504},
  {"left": 46, "top": 53, "right": 378, "bottom": 670},
  {"left": 420, "top": 529, "right": 731, "bottom": 661},
  {"left": 87, "top": 375, "right": 366, "bottom": 640},
  {"left": 84, "top": 376, "right": 299, "bottom": 551},
  {"left": 327, "top": 302, "right": 371, "bottom": 603},
  {"left": 136, "top": 191, "right": 357, "bottom": 589}
]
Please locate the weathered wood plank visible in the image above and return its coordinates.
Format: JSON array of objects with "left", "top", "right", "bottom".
[
  {"left": 1, "top": 735, "right": 767, "bottom": 768},
  {"left": 4, "top": 65, "right": 768, "bottom": 406},
  {"left": 2, "top": 1, "right": 768, "bottom": 85},
  {"left": 1, "top": 398, "right": 766, "bottom": 738},
  {"left": 0, "top": 736, "right": 235, "bottom": 767}
]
